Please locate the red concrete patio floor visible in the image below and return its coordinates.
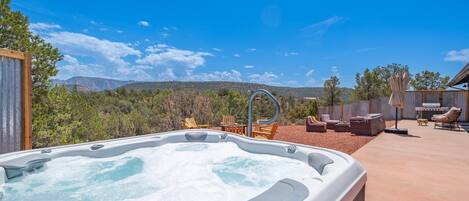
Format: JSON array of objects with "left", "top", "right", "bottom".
[
  {"left": 353, "top": 120, "right": 469, "bottom": 201},
  {"left": 273, "top": 126, "right": 374, "bottom": 154}
]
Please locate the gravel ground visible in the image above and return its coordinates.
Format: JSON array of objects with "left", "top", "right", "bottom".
[{"left": 272, "top": 121, "right": 395, "bottom": 154}]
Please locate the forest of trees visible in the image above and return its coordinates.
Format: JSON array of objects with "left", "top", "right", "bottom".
[
  {"left": 32, "top": 87, "right": 319, "bottom": 148},
  {"left": 0, "top": 0, "right": 452, "bottom": 148}
]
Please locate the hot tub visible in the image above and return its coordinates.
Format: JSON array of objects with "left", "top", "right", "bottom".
[{"left": 0, "top": 130, "right": 366, "bottom": 201}]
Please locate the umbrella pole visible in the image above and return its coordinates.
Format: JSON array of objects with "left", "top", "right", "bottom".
[{"left": 395, "top": 107, "right": 398, "bottom": 129}]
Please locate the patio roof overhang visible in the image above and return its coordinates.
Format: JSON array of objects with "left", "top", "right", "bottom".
[{"left": 448, "top": 62, "right": 469, "bottom": 87}]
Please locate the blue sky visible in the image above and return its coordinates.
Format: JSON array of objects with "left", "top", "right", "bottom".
[{"left": 12, "top": 0, "right": 469, "bottom": 87}]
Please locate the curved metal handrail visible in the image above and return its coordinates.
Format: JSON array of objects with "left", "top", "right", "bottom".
[{"left": 247, "top": 89, "right": 281, "bottom": 137}]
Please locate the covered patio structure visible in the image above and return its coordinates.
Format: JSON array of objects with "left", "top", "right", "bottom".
[{"left": 448, "top": 62, "right": 469, "bottom": 90}]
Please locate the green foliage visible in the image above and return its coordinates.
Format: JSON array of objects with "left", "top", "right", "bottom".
[
  {"left": 120, "top": 80, "right": 354, "bottom": 99},
  {"left": 322, "top": 76, "right": 342, "bottom": 106},
  {"left": 410, "top": 70, "right": 449, "bottom": 90},
  {"left": 1, "top": 0, "right": 63, "bottom": 146},
  {"left": 286, "top": 99, "right": 318, "bottom": 119},
  {"left": 31, "top": 88, "right": 317, "bottom": 148},
  {"left": 352, "top": 63, "right": 410, "bottom": 100},
  {"left": 0, "top": 0, "right": 62, "bottom": 103},
  {"left": 372, "top": 63, "right": 409, "bottom": 96},
  {"left": 352, "top": 69, "right": 382, "bottom": 100},
  {"left": 33, "top": 87, "right": 82, "bottom": 147},
  {"left": 287, "top": 103, "right": 309, "bottom": 120},
  {"left": 307, "top": 100, "right": 319, "bottom": 117}
]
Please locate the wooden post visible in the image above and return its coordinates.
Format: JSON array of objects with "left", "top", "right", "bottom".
[
  {"left": 22, "top": 53, "right": 32, "bottom": 150},
  {"left": 466, "top": 89, "right": 469, "bottom": 122},
  {"left": 438, "top": 91, "right": 443, "bottom": 106},
  {"left": 340, "top": 103, "right": 344, "bottom": 121},
  {"left": 368, "top": 99, "right": 372, "bottom": 113},
  {"left": 422, "top": 92, "right": 426, "bottom": 104}
]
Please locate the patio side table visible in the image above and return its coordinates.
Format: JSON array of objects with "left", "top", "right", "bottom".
[{"left": 334, "top": 122, "right": 350, "bottom": 132}]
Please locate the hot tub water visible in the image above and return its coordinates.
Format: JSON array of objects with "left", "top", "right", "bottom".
[{"left": 1, "top": 142, "right": 317, "bottom": 201}]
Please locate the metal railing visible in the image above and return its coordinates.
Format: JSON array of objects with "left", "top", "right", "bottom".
[{"left": 247, "top": 89, "right": 281, "bottom": 137}]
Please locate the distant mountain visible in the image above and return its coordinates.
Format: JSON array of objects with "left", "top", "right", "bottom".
[
  {"left": 120, "top": 81, "right": 353, "bottom": 99},
  {"left": 52, "top": 76, "right": 135, "bottom": 91}
]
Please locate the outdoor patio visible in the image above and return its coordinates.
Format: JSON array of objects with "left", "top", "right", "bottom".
[
  {"left": 353, "top": 120, "right": 469, "bottom": 201},
  {"left": 218, "top": 119, "right": 469, "bottom": 200},
  {"left": 271, "top": 121, "right": 395, "bottom": 154}
]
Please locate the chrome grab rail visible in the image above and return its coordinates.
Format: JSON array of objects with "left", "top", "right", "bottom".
[{"left": 247, "top": 89, "right": 281, "bottom": 137}]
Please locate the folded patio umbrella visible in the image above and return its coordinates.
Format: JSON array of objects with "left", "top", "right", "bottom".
[{"left": 385, "top": 72, "right": 410, "bottom": 134}]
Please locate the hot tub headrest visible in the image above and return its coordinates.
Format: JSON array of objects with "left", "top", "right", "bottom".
[
  {"left": 0, "top": 153, "right": 51, "bottom": 179},
  {"left": 185, "top": 131, "right": 208, "bottom": 141},
  {"left": 249, "top": 178, "right": 309, "bottom": 201},
  {"left": 308, "top": 153, "right": 334, "bottom": 175}
]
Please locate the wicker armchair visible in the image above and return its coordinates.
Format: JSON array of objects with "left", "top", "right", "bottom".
[
  {"left": 306, "top": 116, "right": 327, "bottom": 132},
  {"left": 431, "top": 107, "right": 462, "bottom": 129},
  {"left": 350, "top": 113, "right": 385, "bottom": 135},
  {"left": 321, "top": 114, "right": 340, "bottom": 129}
]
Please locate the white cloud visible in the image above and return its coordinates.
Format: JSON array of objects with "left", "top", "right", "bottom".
[
  {"left": 285, "top": 80, "right": 298, "bottom": 86},
  {"left": 116, "top": 30, "right": 124, "bottom": 33},
  {"left": 246, "top": 48, "right": 257, "bottom": 52},
  {"left": 154, "top": 69, "right": 242, "bottom": 82},
  {"left": 57, "top": 55, "right": 94, "bottom": 79},
  {"left": 47, "top": 32, "right": 141, "bottom": 67},
  {"left": 331, "top": 66, "right": 340, "bottom": 77},
  {"left": 145, "top": 44, "right": 169, "bottom": 53},
  {"left": 249, "top": 72, "right": 278, "bottom": 83},
  {"left": 233, "top": 53, "right": 240, "bottom": 57},
  {"left": 137, "top": 44, "right": 213, "bottom": 68},
  {"left": 116, "top": 66, "right": 154, "bottom": 81},
  {"left": 302, "top": 16, "right": 345, "bottom": 36},
  {"left": 284, "top": 52, "right": 299, "bottom": 56},
  {"left": 445, "top": 49, "right": 469, "bottom": 62},
  {"left": 163, "top": 26, "right": 177, "bottom": 31},
  {"left": 212, "top": 48, "right": 222, "bottom": 52},
  {"left": 161, "top": 33, "right": 169, "bottom": 38},
  {"left": 46, "top": 31, "right": 142, "bottom": 80},
  {"left": 29, "top": 22, "right": 61, "bottom": 32},
  {"left": 355, "top": 47, "right": 377, "bottom": 53},
  {"left": 306, "top": 69, "right": 315, "bottom": 77},
  {"left": 39, "top": 23, "right": 249, "bottom": 82},
  {"left": 186, "top": 70, "right": 242, "bottom": 82},
  {"left": 244, "top": 65, "right": 255, "bottom": 69},
  {"left": 155, "top": 68, "right": 177, "bottom": 80},
  {"left": 138, "top": 21, "right": 150, "bottom": 27},
  {"left": 307, "top": 78, "right": 317, "bottom": 86}
]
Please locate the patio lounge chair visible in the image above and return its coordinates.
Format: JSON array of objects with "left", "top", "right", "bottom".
[
  {"left": 182, "top": 118, "right": 209, "bottom": 129},
  {"left": 306, "top": 116, "right": 327, "bottom": 133},
  {"left": 321, "top": 114, "right": 340, "bottom": 129},
  {"left": 252, "top": 123, "right": 278, "bottom": 140},
  {"left": 431, "top": 107, "right": 462, "bottom": 129},
  {"left": 350, "top": 113, "right": 385, "bottom": 135}
]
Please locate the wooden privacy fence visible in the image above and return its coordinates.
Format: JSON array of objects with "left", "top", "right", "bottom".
[
  {"left": 319, "top": 90, "right": 468, "bottom": 122},
  {"left": 404, "top": 90, "right": 468, "bottom": 121},
  {"left": 0, "top": 48, "right": 32, "bottom": 154}
]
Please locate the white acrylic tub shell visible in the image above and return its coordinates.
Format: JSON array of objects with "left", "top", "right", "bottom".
[{"left": 0, "top": 129, "right": 366, "bottom": 201}]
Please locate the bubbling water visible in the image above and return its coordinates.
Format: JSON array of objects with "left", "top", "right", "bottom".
[{"left": 1, "top": 142, "right": 317, "bottom": 201}]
